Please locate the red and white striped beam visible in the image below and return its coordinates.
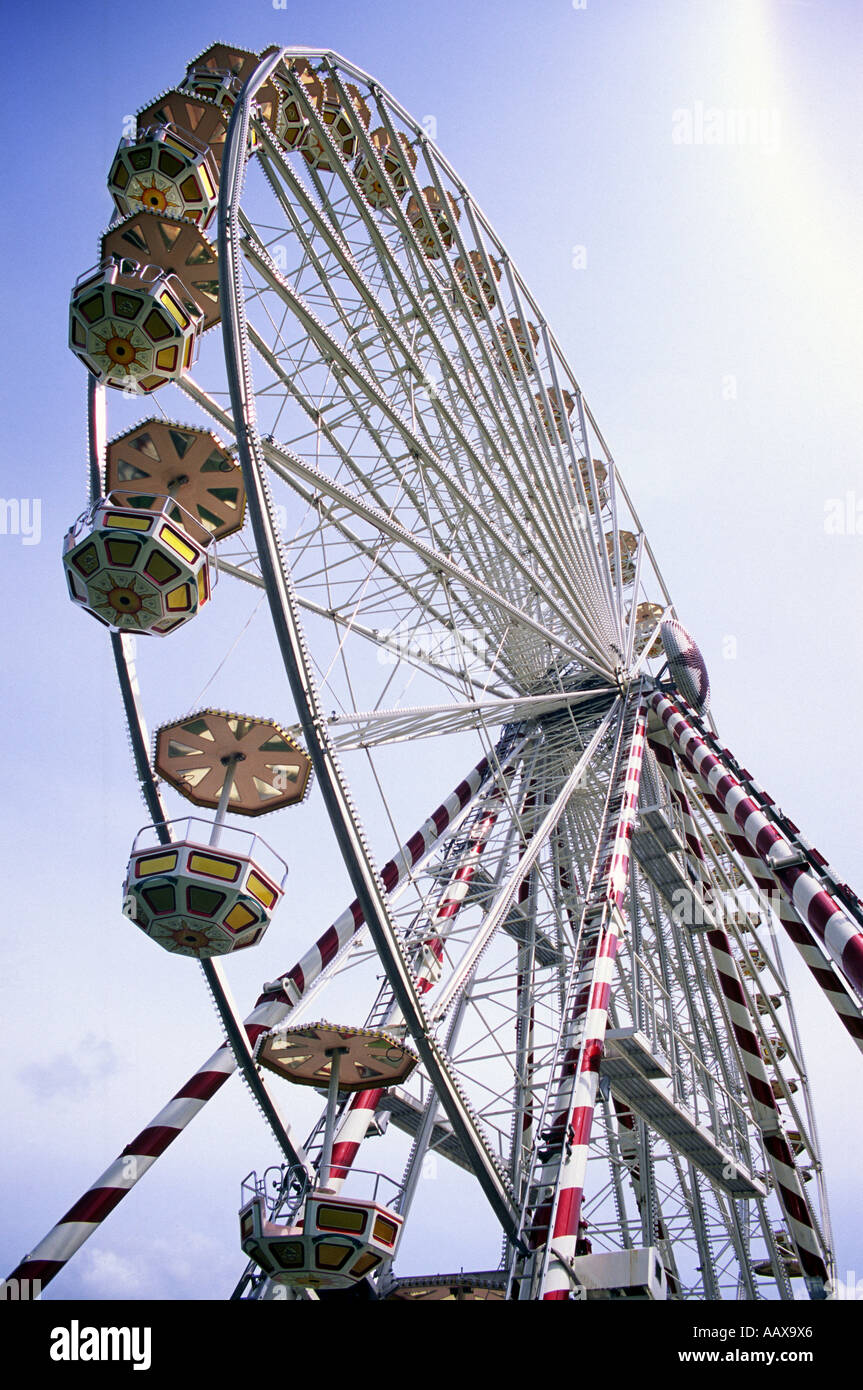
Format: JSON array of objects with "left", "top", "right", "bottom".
[
  {"left": 538, "top": 695, "right": 648, "bottom": 1299},
  {"left": 692, "top": 724, "right": 863, "bottom": 933},
  {"left": 327, "top": 769, "right": 524, "bottom": 1187},
  {"left": 6, "top": 750, "right": 502, "bottom": 1293},
  {"left": 649, "top": 691, "right": 863, "bottom": 1042},
  {"left": 707, "top": 923, "right": 829, "bottom": 1291},
  {"left": 652, "top": 729, "right": 863, "bottom": 1053},
  {"left": 647, "top": 736, "right": 829, "bottom": 1292}
]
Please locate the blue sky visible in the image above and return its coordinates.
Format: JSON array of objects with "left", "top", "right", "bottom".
[{"left": 1, "top": 0, "right": 861, "bottom": 1299}]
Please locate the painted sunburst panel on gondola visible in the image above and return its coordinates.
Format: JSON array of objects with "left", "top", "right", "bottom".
[
  {"left": 108, "top": 124, "right": 220, "bottom": 228},
  {"left": 69, "top": 259, "right": 202, "bottom": 392}
]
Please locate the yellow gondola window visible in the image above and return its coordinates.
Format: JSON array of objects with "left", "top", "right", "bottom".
[
  {"left": 316, "top": 1205, "right": 367, "bottom": 1236},
  {"left": 247, "top": 872, "right": 277, "bottom": 910},
  {"left": 223, "top": 902, "right": 258, "bottom": 933},
  {"left": 104, "top": 512, "right": 152, "bottom": 531},
  {"left": 105, "top": 538, "right": 142, "bottom": 566},
  {"left": 314, "top": 1242, "right": 354, "bottom": 1272},
  {"left": 159, "top": 525, "right": 197, "bottom": 563},
  {"left": 135, "top": 851, "right": 178, "bottom": 877},
  {"left": 372, "top": 1214, "right": 398, "bottom": 1247},
  {"left": 165, "top": 582, "right": 192, "bottom": 611},
  {"left": 144, "top": 551, "right": 181, "bottom": 585},
  {"left": 79, "top": 293, "right": 105, "bottom": 324},
  {"left": 187, "top": 853, "right": 241, "bottom": 883},
  {"left": 143, "top": 309, "right": 173, "bottom": 343}
]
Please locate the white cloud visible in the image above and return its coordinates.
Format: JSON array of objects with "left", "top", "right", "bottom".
[
  {"left": 17, "top": 1034, "right": 119, "bottom": 1099},
  {"left": 81, "top": 1248, "right": 148, "bottom": 1298}
]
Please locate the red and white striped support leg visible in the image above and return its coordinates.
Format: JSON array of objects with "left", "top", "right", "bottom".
[
  {"left": 539, "top": 917, "right": 623, "bottom": 1299},
  {"left": 652, "top": 728, "right": 863, "bottom": 1052},
  {"left": 707, "top": 925, "right": 829, "bottom": 1291},
  {"left": 647, "top": 735, "right": 829, "bottom": 1291},
  {"left": 264, "top": 754, "right": 495, "bottom": 1009},
  {"left": 650, "top": 691, "right": 863, "bottom": 1034},
  {"left": 6, "top": 753, "right": 496, "bottom": 1292},
  {"left": 539, "top": 697, "right": 648, "bottom": 1299},
  {"left": 327, "top": 772, "right": 521, "bottom": 1187}
]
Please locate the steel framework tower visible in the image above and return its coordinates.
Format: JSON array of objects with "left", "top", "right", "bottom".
[{"left": 10, "top": 42, "right": 862, "bottom": 1302}]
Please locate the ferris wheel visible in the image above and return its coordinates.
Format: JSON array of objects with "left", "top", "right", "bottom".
[{"left": 11, "top": 41, "right": 863, "bottom": 1302}]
